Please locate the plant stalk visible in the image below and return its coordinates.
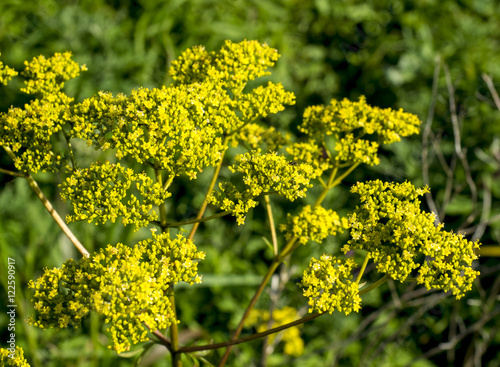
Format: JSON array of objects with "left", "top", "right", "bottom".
[
  {"left": 219, "top": 162, "right": 357, "bottom": 365},
  {"left": 188, "top": 136, "right": 230, "bottom": 241}
]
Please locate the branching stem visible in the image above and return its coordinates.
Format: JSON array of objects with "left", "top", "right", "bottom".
[
  {"left": 356, "top": 253, "right": 370, "bottom": 284},
  {"left": 264, "top": 195, "right": 279, "bottom": 257},
  {"left": 3, "top": 147, "right": 90, "bottom": 257},
  {"left": 219, "top": 162, "right": 360, "bottom": 366},
  {"left": 181, "top": 275, "right": 388, "bottom": 354},
  {"left": 188, "top": 136, "right": 230, "bottom": 241}
]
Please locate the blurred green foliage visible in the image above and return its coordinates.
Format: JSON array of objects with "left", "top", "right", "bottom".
[{"left": 1, "top": 0, "right": 500, "bottom": 366}]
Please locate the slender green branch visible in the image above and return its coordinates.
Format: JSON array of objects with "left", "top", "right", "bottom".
[
  {"left": 149, "top": 327, "right": 172, "bottom": 351},
  {"left": 359, "top": 275, "right": 389, "bottom": 295},
  {"left": 220, "top": 161, "right": 360, "bottom": 365},
  {"left": 61, "top": 128, "right": 77, "bottom": 170},
  {"left": 326, "top": 165, "right": 339, "bottom": 187},
  {"left": 181, "top": 312, "right": 323, "bottom": 354},
  {"left": 188, "top": 136, "right": 230, "bottom": 241},
  {"left": 168, "top": 289, "right": 181, "bottom": 367},
  {"left": 153, "top": 163, "right": 180, "bottom": 366},
  {"left": 163, "top": 174, "right": 175, "bottom": 191},
  {"left": 182, "top": 275, "right": 389, "bottom": 355},
  {"left": 0, "top": 167, "right": 26, "bottom": 178},
  {"left": 330, "top": 162, "right": 360, "bottom": 188},
  {"left": 3, "top": 147, "right": 90, "bottom": 257},
  {"left": 356, "top": 254, "right": 370, "bottom": 284},
  {"left": 317, "top": 176, "right": 327, "bottom": 188},
  {"left": 264, "top": 195, "right": 279, "bottom": 257},
  {"left": 218, "top": 260, "right": 281, "bottom": 366},
  {"left": 321, "top": 142, "right": 334, "bottom": 165},
  {"left": 313, "top": 166, "right": 338, "bottom": 208},
  {"left": 165, "top": 211, "right": 230, "bottom": 227},
  {"left": 25, "top": 174, "right": 90, "bottom": 257}
]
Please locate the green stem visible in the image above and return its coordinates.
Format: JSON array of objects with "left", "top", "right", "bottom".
[
  {"left": 163, "top": 174, "right": 175, "bottom": 191},
  {"left": 61, "top": 128, "right": 77, "bottom": 170},
  {"left": 165, "top": 211, "right": 231, "bottom": 228},
  {"left": 218, "top": 260, "right": 281, "bottom": 367},
  {"left": 188, "top": 136, "right": 230, "bottom": 241},
  {"left": 359, "top": 275, "right": 389, "bottom": 295},
  {"left": 180, "top": 312, "right": 322, "bottom": 354},
  {"left": 219, "top": 161, "right": 360, "bottom": 365},
  {"left": 151, "top": 328, "right": 172, "bottom": 351},
  {"left": 154, "top": 164, "right": 180, "bottom": 366},
  {"left": 330, "top": 163, "right": 360, "bottom": 187},
  {"left": 264, "top": 195, "right": 278, "bottom": 257},
  {"left": 312, "top": 165, "right": 338, "bottom": 207},
  {"left": 168, "top": 289, "right": 181, "bottom": 367},
  {"left": 479, "top": 245, "right": 500, "bottom": 257},
  {"left": 3, "top": 148, "right": 90, "bottom": 257},
  {"left": 356, "top": 253, "right": 370, "bottom": 284},
  {"left": 0, "top": 167, "right": 26, "bottom": 177},
  {"left": 181, "top": 275, "right": 389, "bottom": 355}
]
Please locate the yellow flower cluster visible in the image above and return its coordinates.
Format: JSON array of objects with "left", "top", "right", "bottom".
[
  {"left": 301, "top": 255, "right": 361, "bottom": 315},
  {"left": 2, "top": 40, "right": 295, "bottom": 180},
  {"left": 209, "top": 150, "right": 315, "bottom": 224},
  {"left": 208, "top": 182, "right": 259, "bottom": 225},
  {"left": 234, "top": 150, "right": 315, "bottom": 199},
  {"left": 343, "top": 180, "right": 480, "bottom": 299},
  {"left": 20, "top": 52, "right": 85, "bottom": 98},
  {"left": 245, "top": 307, "right": 304, "bottom": 357},
  {"left": 236, "top": 81, "right": 295, "bottom": 121},
  {"left": 334, "top": 133, "right": 380, "bottom": 166},
  {"left": 285, "top": 139, "right": 332, "bottom": 177},
  {"left": 0, "top": 53, "right": 18, "bottom": 85},
  {"left": 169, "top": 40, "right": 280, "bottom": 94},
  {"left": 230, "top": 123, "right": 290, "bottom": 151},
  {"left": 299, "top": 96, "right": 421, "bottom": 166},
  {"left": 60, "top": 161, "right": 170, "bottom": 229},
  {"left": 29, "top": 232, "right": 205, "bottom": 353},
  {"left": 0, "top": 53, "right": 85, "bottom": 173},
  {"left": 69, "top": 83, "right": 237, "bottom": 179},
  {"left": 0, "top": 347, "right": 30, "bottom": 367},
  {"left": 280, "top": 205, "right": 348, "bottom": 245}
]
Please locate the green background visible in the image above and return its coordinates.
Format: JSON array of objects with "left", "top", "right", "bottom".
[{"left": 1, "top": 0, "right": 500, "bottom": 366}]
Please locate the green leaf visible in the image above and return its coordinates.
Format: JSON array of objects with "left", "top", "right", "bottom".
[{"left": 444, "top": 195, "right": 473, "bottom": 215}]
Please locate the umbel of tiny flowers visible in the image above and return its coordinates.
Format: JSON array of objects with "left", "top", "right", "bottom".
[
  {"left": 59, "top": 161, "right": 171, "bottom": 229},
  {"left": 280, "top": 205, "right": 348, "bottom": 245},
  {"left": 230, "top": 123, "right": 290, "bottom": 152},
  {"left": 28, "top": 232, "right": 205, "bottom": 353},
  {"left": 301, "top": 255, "right": 362, "bottom": 315},
  {"left": 343, "top": 180, "right": 480, "bottom": 298},
  {"left": 0, "top": 52, "right": 86, "bottom": 174},
  {"left": 0, "top": 346, "right": 30, "bottom": 367},
  {"left": 0, "top": 53, "right": 18, "bottom": 85},
  {"left": 300, "top": 181, "right": 480, "bottom": 317},
  {"left": 298, "top": 96, "right": 421, "bottom": 166},
  {"left": 208, "top": 149, "right": 317, "bottom": 224}
]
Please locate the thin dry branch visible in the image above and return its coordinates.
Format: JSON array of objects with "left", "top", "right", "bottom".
[
  {"left": 422, "top": 56, "right": 442, "bottom": 222},
  {"left": 444, "top": 64, "right": 478, "bottom": 226}
]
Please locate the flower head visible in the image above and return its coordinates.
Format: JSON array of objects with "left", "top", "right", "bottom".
[
  {"left": 29, "top": 233, "right": 205, "bottom": 353},
  {"left": 0, "top": 346, "right": 30, "bottom": 367},
  {"left": 280, "top": 205, "right": 348, "bottom": 245},
  {"left": 299, "top": 96, "right": 421, "bottom": 166},
  {"left": 343, "top": 180, "right": 480, "bottom": 298},
  {"left": 301, "top": 255, "right": 361, "bottom": 315}
]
